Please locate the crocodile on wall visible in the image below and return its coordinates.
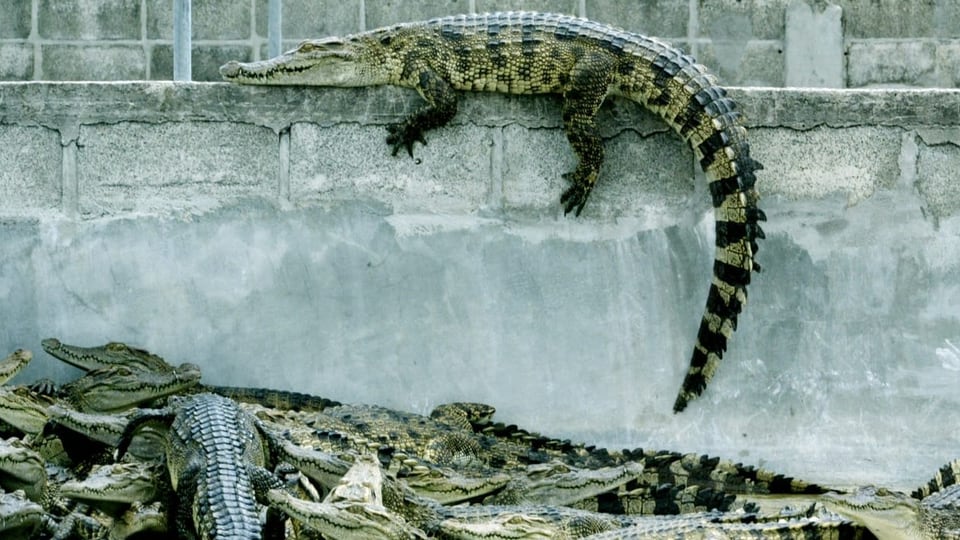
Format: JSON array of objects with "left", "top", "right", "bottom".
[{"left": 219, "top": 11, "right": 766, "bottom": 413}]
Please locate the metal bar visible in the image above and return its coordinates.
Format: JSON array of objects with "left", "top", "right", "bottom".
[
  {"left": 173, "top": 0, "right": 192, "bottom": 81},
  {"left": 268, "top": 0, "right": 283, "bottom": 58}
]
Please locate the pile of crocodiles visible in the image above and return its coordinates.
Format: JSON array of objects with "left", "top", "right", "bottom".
[
  {"left": 0, "top": 342, "right": 955, "bottom": 539},
  {"left": 0, "top": 11, "right": 951, "bottom": 540}
]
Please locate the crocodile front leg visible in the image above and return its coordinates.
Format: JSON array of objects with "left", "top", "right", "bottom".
[
  {"left": 387, "top": 69, "right": 458, "bottom": 157},
  {"left": 559, "top": 53, "right": 614, "bottom": 216}
]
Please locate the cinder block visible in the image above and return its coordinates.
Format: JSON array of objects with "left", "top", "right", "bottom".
[
  {"left": 785, "top": 1, "right": 843, "bottom": 88},
  {"left": 586, "top": 0, "right": 689, "bottom": 38},
  {"left": 694, "top": 40, "right": 785, "bottom": 87},
  {"left": 475, "top": 0, "right": 578, "bottom": 16},
  {"left": 936, "top": 40, "right": 960, "bottom": 88},
  {"left": 39, "top": 0, "right": 141, "bottom": 40},
  {"left": 151, "top": 45, "right": 253, "bottom": 82},
  {"left": 263, "top": 0, "right": 363, "bottom": 38},
  {"left": 290, "top": 122, "right": 491, "bottom": 214},
  {"left": 77, "top": 122, "right": 278, "bottom": 217},
  {"left": 0, "top": 44, "right": 34, "bottom": 81},
  {"left": 0, "top": 2, "right": 31, "bottom": 38},
  {"left": 147, "top": 0, "right": 250, "bottom": 40},
  {"left": 750, "top": 126, "right": 901, "bottom": 204},
  {"left": 41, "top": 45, "right": 146, "bottom": 81},
  {"left": 698, "top": 0, "right": 788, "bottom": 41},
  {"left": 836, "top": 0, "right": 937, "bottom": 39},
  {"left": 918, "top": 142, "right": 960, "bottom": 221},
  {"left": 846, "top": 40, "right": 937, "bottom": 88},
  {"left": 0, "top": 126, "right": 62, "bottom": 214},
  {"left": 501, "top": 125, "right": 695, "bottom": 219},
  {"left": 365, "top": 0, "right": 471, "bottom": 29}
]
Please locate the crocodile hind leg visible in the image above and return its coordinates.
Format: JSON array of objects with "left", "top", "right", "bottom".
[
  {"left": 387, "top": 69, "right": 458, "bottom": 157},
  {"left": 559, "top": 53, "right": 614, "bottom": 216},
  {"left": 175, "top": 464, "right": 201, "bottom": 540}
]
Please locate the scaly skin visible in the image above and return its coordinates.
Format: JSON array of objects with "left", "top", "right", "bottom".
[
  {"left": 220, "top": 11, "right": 766, "bottom": 413},
  {"left": 116, "top": 393, "right": 284, "bottom": 540}
]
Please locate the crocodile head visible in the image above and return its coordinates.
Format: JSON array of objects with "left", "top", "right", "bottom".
[
  {"left": 0, "top": 386, "right": 54, "bottom": 436},
  {"left": 0, "top": 350, "right": 32, "bottom": 385},
  {"left": 438, "top": 512, "right": 561, "bottom": 540},
  {"left": 267, "top": 487, "right": 429, "bottom": 539},
  {"left": 42, "top": 338, "right": 174, "bottom": 373},
  {"left": 0, "top": 489, "right": 43, "bottom": 538},
  {"left": 820, "top": 486, "right": 921, "bottom": 539},
  {"left": 0, "top": 437, "right": 47, "bottom": 502},
  {"left": 60, "top": 461, "right": 161, "bottom": 514},
  {"left": 220, "top": 34, "right": 398, "bottom": 87},
  {"left": 61, "top": 363, "right": 201, "bottom": 413}
]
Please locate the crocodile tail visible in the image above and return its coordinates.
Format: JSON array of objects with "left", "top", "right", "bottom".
[{"left": 623, "top": 43, "right": 766, "bottom": 412}]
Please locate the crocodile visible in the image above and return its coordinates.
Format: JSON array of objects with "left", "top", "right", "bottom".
[
  {"left": 220, "top": 11, "right": 766, "bottom": 412},
  {"left": 0, "top": 437, "right": 47, "bottom": 503},
  {"left": 267, "top": 453, "right": 429, "bottom": 539},
  {"left": 0, "top": 488, "right": 44, "bottom": 540},
  {"left": 435, "top": 402, "right": 827, "bottom": 506},
  {"left": 1, "top": 362, "right": 200, "bottom": 441},
  {"left": 116, "top": 392, "right": 288, "bottom": 540},
  {"left": 0, "top": 385, "right": 54, "bottom": 436},
  {"left": 581, "top": 511, "right": 871, "bottom": 540},
  {"left": 821, "top": 470, "right": 960, "bottom": 539},
  {"left": 0, "top": 350, "right": 32, "bottom": 386},
  {"left": 56, "top": 363, "right": 202, "bottom": 414},
  {"left": 43, "top": 338, "right": 342, "bottom": 412},
  {"left": 59, "top": 461, "right": 163, "bottom": 514}
]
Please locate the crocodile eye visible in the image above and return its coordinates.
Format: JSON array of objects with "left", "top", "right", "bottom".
[
  {"left": 106, "top": 343, "right": 126, "bottom": 351},
  {"left": 296, "top": 41, "right": 316, "bottom": 53}
]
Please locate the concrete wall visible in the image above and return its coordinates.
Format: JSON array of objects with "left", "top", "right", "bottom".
[
  {"left": 2, "top": 0, "right": 959, "bottom": 87},
  {"left": 1, "top": 81, "right": 959, "bottom": 491}
]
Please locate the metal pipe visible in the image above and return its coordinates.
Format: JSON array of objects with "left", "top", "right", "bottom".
[
  {"left": 268, "top": 0, "right": 283, "bottom": 58},
  {"left": 173, "top": 0, "right": 192, "bottom": 81}
]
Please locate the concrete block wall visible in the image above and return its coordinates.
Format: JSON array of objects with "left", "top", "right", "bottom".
[
  {"left": 2, "top": 81, "right": 960, "bottom": 490},
  {"left": 2, "top": 0, "right": 959, "bottom": 87}
]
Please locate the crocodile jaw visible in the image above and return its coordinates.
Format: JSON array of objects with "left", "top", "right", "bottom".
[{"left": 220, "top": 37, "right": 391, "bottom": 87}]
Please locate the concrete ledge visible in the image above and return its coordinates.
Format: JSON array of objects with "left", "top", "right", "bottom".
[
  {"left": 4, "top": 82, "right": 960, "bottom": 129},
  {"left": 1, "top": 82, "right": 959, "bottom": 490}
]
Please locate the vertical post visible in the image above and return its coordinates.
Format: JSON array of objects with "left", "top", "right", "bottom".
[
  {"left": 173, "top": 0, "right": 192, "bottom": 81},
  {"left": 268, "top": 0, "right": 283, "bottom": 58}
]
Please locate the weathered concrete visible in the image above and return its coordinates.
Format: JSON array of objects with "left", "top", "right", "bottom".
[
  {"left": 785, "top": 1, "right": 843, "bottom": 87},
  {"left": 0, "top": 82, "right": 959, "bottom": 492}
]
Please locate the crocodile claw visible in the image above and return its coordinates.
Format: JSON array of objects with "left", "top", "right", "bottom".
[
  {"left": 28, "top": 378, "right": 57, "bottom": 396},
  {"left": 386, "top": 123, "right": 428, "bottom": 157},
  {"left": 560, "top": 173, "right": 591, "bottom": 216}
]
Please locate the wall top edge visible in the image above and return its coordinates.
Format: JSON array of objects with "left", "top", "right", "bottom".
[{"left": 2, "top": 82, "right": 959, "bottom": 130}]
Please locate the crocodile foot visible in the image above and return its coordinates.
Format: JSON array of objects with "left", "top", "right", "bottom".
[
  {"left": 560, "top": 171, "right": 597, "bottom": 216},
  {"left": 386, "top": 122, "right": 427, "bottom": 158}
]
